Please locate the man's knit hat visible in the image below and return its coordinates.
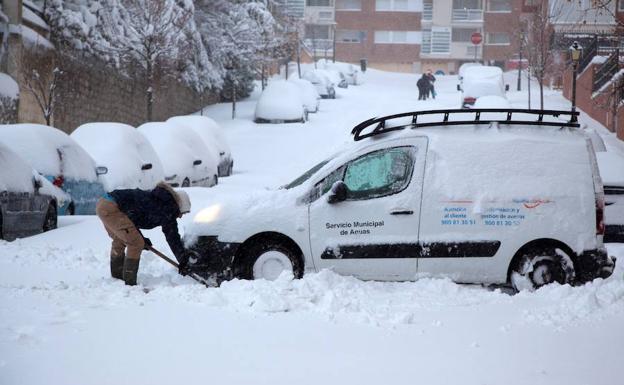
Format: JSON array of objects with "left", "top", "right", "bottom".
[{"left": 177, "top": 190, "right": 191, "bottom": 214}]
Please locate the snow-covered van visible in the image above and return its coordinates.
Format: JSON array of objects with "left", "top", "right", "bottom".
[
  {"left": 186, "top": 109, "right": 615, "bottom": 291},
  {"left": 459, "top": 66, "right": 509, "bottom": 109}
]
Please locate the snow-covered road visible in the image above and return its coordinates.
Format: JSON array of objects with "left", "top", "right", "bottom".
[{"left": 1, "top": 68, "right": 623, "bottom": 385}]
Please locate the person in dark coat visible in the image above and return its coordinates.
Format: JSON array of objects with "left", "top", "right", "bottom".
[
  {"left": 426, "top": 69, "right": 437, "bottom": 99},
  {"left": 95, "top": 182, "right": 195, "bottom": 286},
  {"left": 417, "top": 74, "right": 430, "bottom": 100}
]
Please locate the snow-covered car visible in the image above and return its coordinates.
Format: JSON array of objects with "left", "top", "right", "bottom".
[
  {"left": 186, "top": 109, "right": 614, "bottom": 291},
  {"left": 0, "top": 123, "right": 107, "bottom": 215},
  {"left": 71, "top": 123, "right": 164, "bottom": 191},
  {"left": 254, "top": 81, "right": 307, "bottom": 124},
  {"left": 458, "top": 62, "right": 482, "bottom": 82},
  {"left": 138, "top": 122, "right": 218, "bottom": 188},
  {"left": 289, "top": 78, "right": 320, "bottom": 113},
  {"left": 317, "top": 59, "right": 361, "bottom": 85},
  {"left": 458, "top": 66, "right": 509, "bottom": 108},
  {"left": 167, "top": 115, "right": 233, "bottom": 177},
  {"left": 0, "top": 144, "right": 58, "bottom": 241},
  {"left": 316, "top": 68, "right": 348, "bottom": 89},
  {"left": 596, "top": 150, "right": 624, "bottom": 243},
  {"left": 302, "top": 70, "right": 336, "bottom": 99}
]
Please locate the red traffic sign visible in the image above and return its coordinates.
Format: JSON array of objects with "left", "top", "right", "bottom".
[{"left": 471, "top": 32, "right": 482, "bottom": 45}]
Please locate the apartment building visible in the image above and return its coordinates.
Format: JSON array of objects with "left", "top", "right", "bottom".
[
  {"left": 303, "top": 0, "right": 337, "bottom": 59},
  {"left": 334, "top": 0, "right": 422, "bottom": 73}
]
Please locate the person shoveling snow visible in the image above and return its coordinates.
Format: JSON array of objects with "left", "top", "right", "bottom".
[{"left": 95, "top": 182, "right": 196, "bottom": 286}]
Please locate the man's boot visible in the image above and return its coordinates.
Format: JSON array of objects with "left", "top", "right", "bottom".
[
  {"left": 123, "top": 258, "right": 140, "bottom": 286},
  {"left": 110, "top": 254, "right": 125, "bottom": 280}
]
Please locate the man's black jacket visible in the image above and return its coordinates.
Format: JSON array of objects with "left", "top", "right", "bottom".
[{"left": 110, "top": 184, "right": 185, "bottom": 259}]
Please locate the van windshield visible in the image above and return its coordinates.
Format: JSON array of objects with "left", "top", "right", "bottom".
[{"left": 283, "top": 159, "right": 331, "bottom": 189}]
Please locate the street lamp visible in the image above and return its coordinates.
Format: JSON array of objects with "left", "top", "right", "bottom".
[
  {"left": 569, "top": 41, "right": 582, "bottom": 122},
  {"left": 517, "top": 29, "right": 525, "bottom": 92}
]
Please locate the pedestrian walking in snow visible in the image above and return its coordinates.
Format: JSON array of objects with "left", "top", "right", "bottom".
[
  {"left": 426, "top": 69, "right": 437, "bottom": 99},
  {"left": 96, "top": 182, "right": 195, "bottom": 286},
  {"left": 417, "top": 74, "right": 430, "bottom": 100}
]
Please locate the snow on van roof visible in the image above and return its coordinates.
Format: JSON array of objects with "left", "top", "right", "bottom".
[
  {"left": 0, "top": 143, "right": 34, "bottom": 193},
  {"left": 71, "top": 122, "right": 164, "bottom": 190},
  {"left": 0, "top": 123, "right": 97, "bottom": 181}
]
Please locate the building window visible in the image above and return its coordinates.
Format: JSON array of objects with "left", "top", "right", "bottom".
[
  {"left": 486, "top": 32, "right": 510, "bottom": 45},
  {"left": 336, "top": 30, "right": 366, "bottom": 43},
  {"left": 423, "top": 0, "right": 433, "bottom": 20},
  {"left": 452, "top": 28, "right": 478, "bottom": 42},
  {"left": 305, "top": 24, "right": 331, "bottom": 40},
  {"left": 374, "top": 30, "right": 421, "bottom": 44},
  {"left": 306, "top": 0, "right": 332, "bottom": 6},
  {"left": 619, "top": 0, "right": 624, "bottom": 11},
  {"left": 431, "top": 28, "right": 451, "bottom": 53},
  {"left": 453, "top": 0, "right": 481, "bottom": 9},
  {"left": 336, "top": 0, "right": 362, "bottom": 10},
  {"left": 375, "top": 0, "right": 420, "bottom": 12},
  {"left": 488, "top": 0, "right": 511, "bottom": 11}
]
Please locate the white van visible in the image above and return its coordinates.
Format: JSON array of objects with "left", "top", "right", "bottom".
[
  {"left": 459, "top": 66, "right": 509, "bottom": 108},
  {"left": 186, "top": 109, "right": 615, "bottom": 291}
]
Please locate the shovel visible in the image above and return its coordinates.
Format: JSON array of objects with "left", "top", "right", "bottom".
[{"left": 148, "top": 246, "right": 211, "bottom": 287}]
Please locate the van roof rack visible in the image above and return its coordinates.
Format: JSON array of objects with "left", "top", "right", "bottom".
[{"left": 351, "top": 108, "right": 580, "bottom": 141}]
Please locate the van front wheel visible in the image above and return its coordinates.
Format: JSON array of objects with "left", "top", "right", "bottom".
[
  {"left": 510, "top": 248, "right": 575, "bottom": 292},
  {"left": 241, "top": 242, "right": 303, "bottom": 281}
]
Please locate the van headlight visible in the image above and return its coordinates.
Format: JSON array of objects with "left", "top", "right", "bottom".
[{"left": 194, "top": 204, "right": 222, "bottom": 223}]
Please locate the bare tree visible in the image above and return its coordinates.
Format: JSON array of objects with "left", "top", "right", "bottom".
[
  {"left": 109, "top": 0, "right": 192, "bottom": 121},
  {"left": 20, "top": 49, "right": 62, "bottom": 126}
]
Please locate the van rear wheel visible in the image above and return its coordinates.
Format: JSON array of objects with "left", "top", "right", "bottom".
[{"left": 510, "top": 248, "right": 575, "bottom": 291}]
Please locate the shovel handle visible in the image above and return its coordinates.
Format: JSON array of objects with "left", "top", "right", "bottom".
[{"left": 147, "top": 246, "right": 210, "bottom": 287}]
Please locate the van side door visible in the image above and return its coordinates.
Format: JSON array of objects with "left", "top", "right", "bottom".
[{"left": 308, "top": 137, "right": 428, "bottom": 281}]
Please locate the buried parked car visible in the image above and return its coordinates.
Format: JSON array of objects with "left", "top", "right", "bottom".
[
  {"left": 71, "top": 122, "right": 164, "bottom": 191},
  {"left": 458, "top": 66, "right": 509, "bottom": 108},
  {"left": 0, "top": 123, "right": 107, "bottom": 215},
  {"left": 254, "top": 81, "right": 306, "bottom": 124},
  {"left": 139, "top": 122, "right": 218, "bottom": 188},
  {"left": 185, "top": 109, "right": 614, "bottom": 291},
  {"left": 0, "top": 144, "right": 59, "bottom": 241},
  {"left": 317, "top": 59, "right": 362, "bottom": 85},
  {"left": 289, "top": 78, "right": 320, "bottom": 113},
  {"left": 167, "top": 116, "right": 234, "bottom": 177},
  {"left": 302, "top": 70, "right": 336, "bottom": 99}
]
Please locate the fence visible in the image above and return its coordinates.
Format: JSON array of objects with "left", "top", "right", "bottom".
[{"left": 593, "top": 49, "right": 620, "bottom": 92}]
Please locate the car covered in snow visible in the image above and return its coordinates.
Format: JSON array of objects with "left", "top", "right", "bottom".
[
  {"left": 289, "top": 78, "right": 320, "bottom": 113},
  {"left": 185, "top": 108, "right": 615, "bottom": 291},
  {"left": 596, "top": 150, "right": 624, "bottom": 242},
  {"left": 71, "top": 122, "right": 164, "bottom": 191},
  {"left": 458, "top": 62, "right": 482, "bottom": 83},
  {"left": 167, "top": 115, "right": 234, "bottom": 177},
  {"left": 254, "top": 81, "right": 307, "bottom": 124},
  {"left": 138, "top": 122, "right": 218, "bottom": 188},
  {"left": 0, "top": 144, "right": 59, "bottom": 241},
  {"left": 316, "top": 68, "right": 348, "bottom": 89},
  {"left": 302, "top": 70, "right": 336, "bottom": 99},
  {"left": 458, "top": 66, "right": 509, "bottom": 108},
  {"left": 317, "top": 59, "right": 361, "bottom": 85},
  {"left": 0, "top": 123, "right": 107, "bottom": 215}
]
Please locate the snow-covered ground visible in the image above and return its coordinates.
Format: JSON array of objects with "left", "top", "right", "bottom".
[{"left": 2, "top": 68, "right": 624, "bottom": 385}]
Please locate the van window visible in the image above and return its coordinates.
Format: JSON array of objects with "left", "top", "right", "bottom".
[{"left": 343, "top": 147, "right": 415, "bottom": 200}]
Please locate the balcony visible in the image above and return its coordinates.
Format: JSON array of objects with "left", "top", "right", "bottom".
[
  {"left": 452, "top": 8, "right": 483, "bottom": 22},
  {"left": 304, "top": 6, "right": 335, "bottom": 24},
  {"left": 422, "top": 1, "right": 432, "bottom": 21}
]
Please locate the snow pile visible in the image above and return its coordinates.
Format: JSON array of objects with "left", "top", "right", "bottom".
[
  {"left": 289, "top": 78, "right": 320, "bottom": 113},
  {"left": 0, "top": 73, "right": 19, "bottom": 99},
  {"left": 71, "top": 122, "right": 164, "bottom": 190},
  {"left": 0, "top": 124, "right": 97, "bottom": 181},
  {"left": 138, "top": 121, "right": 217, "bottom": 187},
  {"left": 0, "top": 143, "right": 34, "bottom": 193},
  {"left": 254, "top": 80, "right": 305, "bottom": 122}
]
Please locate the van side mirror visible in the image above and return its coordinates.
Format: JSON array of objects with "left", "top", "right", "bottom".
[
  {"left": 327, "top": 181, "right": 348, "bottom": 204},
  {"left": 505, "top": 84, "right": 510, "bottom": 91},
  {"left": 141, "top": 163, "right": 153, "bottom": 170},
  {"left": 96, "top": 166, "right": 108, "bottom": 176},
  {"left": 457, "top": 84, "right": 461, "bottom": 91},
  {"left": 193, "top": 159, "right": 202, "bottom": 166}
]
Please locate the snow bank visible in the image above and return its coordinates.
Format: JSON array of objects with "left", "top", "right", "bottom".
[
  {"left": 254, "top": 80, "right": 304, "bottom": 122},
  {"left": 138, "top": 121, "right": 217, "bottom": 187},
  {"left": 0, "top": 73, "right": 19, "bottom": 99},
  {"left": 71, "top": 123, "right": 164, "bottom": 191},
  {"left": 0, "top": 143, "right": 34, "bottom": 193},
  {"left": 0, "top": 124, "right": 97, "bottom": 181},
  {"left": 596, "top": 151, "right": 624, "bottom": 185},
  {"left": 289, "top": 78, "right": 320, "bottom": 113}
]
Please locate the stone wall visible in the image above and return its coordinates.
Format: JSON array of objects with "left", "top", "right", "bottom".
[{"left": 53, "top": 56, "right": 219, "bottom": 134}]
